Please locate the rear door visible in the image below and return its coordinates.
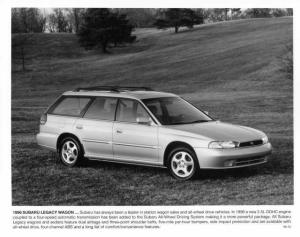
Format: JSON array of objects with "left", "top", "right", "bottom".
[
  {"left": 112, "top": 98, "right": 159, "bottom": 162},
  {"left": 75, "top": 97, "right": 118, "bottom": 159}
]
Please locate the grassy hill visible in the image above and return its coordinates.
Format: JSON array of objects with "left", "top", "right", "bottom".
[{"left": 12, "top": 17, "right": 293, "bottom": 205}]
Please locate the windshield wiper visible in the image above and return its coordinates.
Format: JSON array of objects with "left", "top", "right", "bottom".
[
  {"left": 169, "top": 120, "right": 211, "bottom": 125},
  {"left": 188, "top": 120, "right": 211, "bottom": 124}
]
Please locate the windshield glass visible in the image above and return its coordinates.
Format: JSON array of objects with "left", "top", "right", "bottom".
[{"left": 142, "top": 97, "right": 213, "bottom": 125}]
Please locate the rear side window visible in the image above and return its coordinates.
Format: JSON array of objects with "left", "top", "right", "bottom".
[
  {"left": 84, "top": 97, "right": 117, "bottom": 120},
  {"left": 51, "top": 97, "right": 91, "bottom": 116}
]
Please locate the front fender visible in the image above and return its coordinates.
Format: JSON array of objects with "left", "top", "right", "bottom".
[{"left": 157, "top": 126, "right": 210, "bottom": 164}]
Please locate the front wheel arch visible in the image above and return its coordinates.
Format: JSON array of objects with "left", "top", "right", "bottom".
[{"left": 163, "top": 141, "right": 198, "bottom": 167}]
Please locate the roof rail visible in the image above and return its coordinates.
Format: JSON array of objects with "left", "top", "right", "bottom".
[{"left": 74, "top": 86, "right": 153, "bottom": 92}]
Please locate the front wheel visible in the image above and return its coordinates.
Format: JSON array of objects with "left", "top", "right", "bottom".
[{"left": 168, "top": 147, "right": 199, "bottom": 180}]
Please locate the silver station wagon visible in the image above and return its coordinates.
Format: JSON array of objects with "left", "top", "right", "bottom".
[{"left": 37, "top": 86, "right": 272, "bottom": 180}]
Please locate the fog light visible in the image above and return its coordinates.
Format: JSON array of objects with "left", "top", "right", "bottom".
[{"left": 224, "top": 160, "right": 235, "bottom": 167}]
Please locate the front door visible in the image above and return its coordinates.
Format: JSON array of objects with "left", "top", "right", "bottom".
[{"left": 112, "top": 99, "right": 159, "bottom": 162}]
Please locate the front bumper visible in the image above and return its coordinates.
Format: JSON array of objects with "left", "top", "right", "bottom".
[{"left": 194, "top": 142, "right": 272, "bottom": 169}]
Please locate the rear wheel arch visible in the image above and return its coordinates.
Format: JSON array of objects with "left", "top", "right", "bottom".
[
  {"left": 56, "top": 133, "right": 85, "bottom": 155},
  {"left": 163, "top": 141, "right": 198, "bottom": 167}
]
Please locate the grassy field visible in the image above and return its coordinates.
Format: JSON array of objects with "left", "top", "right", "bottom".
[{"left": 12, "top": 17, "right": 293, "bottom": 205}]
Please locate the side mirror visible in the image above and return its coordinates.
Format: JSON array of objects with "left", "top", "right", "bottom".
[{"left": 136, "top": 117, "right": 153, "bottom": 126}]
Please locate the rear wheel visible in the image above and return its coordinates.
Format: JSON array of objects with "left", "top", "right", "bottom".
[
  {"left": 59, "top": 137, "right": 83, "bottom": 167},
  {"left": 168, "top": 147, "right": 198, "bottom": 180}
]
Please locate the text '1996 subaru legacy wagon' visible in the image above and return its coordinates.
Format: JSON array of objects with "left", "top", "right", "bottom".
[{"left": 36, "top": 86, "right": 272, "bottom": 180}]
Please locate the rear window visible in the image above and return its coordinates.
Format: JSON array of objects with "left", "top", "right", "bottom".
[{"left": 50, "top": 97, "right": 91, "bottom": 116}]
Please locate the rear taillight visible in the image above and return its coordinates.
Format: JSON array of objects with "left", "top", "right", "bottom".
[{"left": 40, "top": 113, "right": 47, "bottom": 125}]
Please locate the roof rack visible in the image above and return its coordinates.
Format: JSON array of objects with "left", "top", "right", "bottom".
[{"left": 74, "top": 86, "right": 154, "bottom": 92}]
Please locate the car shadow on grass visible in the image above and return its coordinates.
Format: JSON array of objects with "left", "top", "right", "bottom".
[{"left": 73, "top": 155, "right": 292, "bottom": 182}]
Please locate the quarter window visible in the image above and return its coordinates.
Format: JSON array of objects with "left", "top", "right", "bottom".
[
  {"left": 51, "top": 97, "right": 90, "bottom": 116},
  {"left": 84, "top": 97, "right": 117, "bottom": 120}
]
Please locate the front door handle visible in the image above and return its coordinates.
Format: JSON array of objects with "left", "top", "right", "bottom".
[
  {"left": 116, "top": 129, "right": 123, "bottom": 134},
  {"left": 76, "top": 124, "right": 83, "bottom": 129}
]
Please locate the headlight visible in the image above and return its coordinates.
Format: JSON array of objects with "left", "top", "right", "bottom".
[
  {"left": 262, "top": 136, "right": 269, "bottom": 144},
  {"left": 208, "top": 141, "right": 239, "bottom": 149}
]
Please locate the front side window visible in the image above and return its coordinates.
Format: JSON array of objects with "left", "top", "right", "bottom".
[
  {"left": 51, "top": 97, "right": 90, "bottom": 116},
  {"left": 116, "top": 99, "right": 151, "bottom": 123},
  {"left": 142, "top": 97, "right": 213, "bottom": 125},
  {"left": 84, "top": 97, "right": 117, "bottom": 120}
]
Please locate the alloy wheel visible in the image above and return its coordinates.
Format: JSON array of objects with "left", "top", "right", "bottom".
[
  {"left": 171, "top": 151, "right": 195, "bottom": 178},
  {"left": 61, "top": 140, "right": 78, "bottom": 165}
]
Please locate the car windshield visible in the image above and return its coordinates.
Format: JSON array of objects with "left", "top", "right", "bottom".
[{"left": 142, "top": 97, "right": 213, "bottom": 125}]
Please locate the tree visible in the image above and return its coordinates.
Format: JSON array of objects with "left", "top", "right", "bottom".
[
  {"left": 77, "top": 9, "right": 135, "bottom": 53},
  {"left": 224, "top": 8, "right": 230, "bottom": 20},
  {"left": 230, "top": 8, "right": 242, "bottom": 19},
  {"left": 72, "top": 8, "right": 85, "bottom": 33},
  {"left": 286, "top": 8, "right": 293, "bottom": 16},
  {"left": 205, "top": 8, "right": 228, "bottom": 22},
  {"left": 11, "top": 8, "right": 46, "bottom": 33},
  {"left": 12, "top": 9, "right": 21, "bottom": 33},
  {"left": 213, "top": 9, "right": 227, "bottom": 21},
  {"left": 47, "top": 13, "right": 57, "bottom": 32},
  {"left": 46, "top": 9, "right": 72, "bottom": 33},
  {"left": 63, "top": 8, "right": 85, "bottom": 33},
  {"left": 194, "top": 8, "right": 208, "bottom": 22},
  {"left": 207, "top": 8, "right": 240, "bottom": 21},
  {"left": 12, "top": 33, "right": 34, "bottom": 71},
  {"left": 54, "top": 9, "right": 70, "bottom": 32},
  {"left": 245, "top": 8, "right": 272, "bottom": 18},
  {"left": 271, "top": 8, "right": 287, "bottom": 17},
  {"left": 154, "top": 8, "right": 203, "bottom": 33}
]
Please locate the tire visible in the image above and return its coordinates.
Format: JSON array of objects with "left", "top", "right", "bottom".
[
  {"left": 59, "top": 137, "right": 83, "bottom": 167},
  {"left": 167, "top": 147, "right": 199, "bottom": 180}
]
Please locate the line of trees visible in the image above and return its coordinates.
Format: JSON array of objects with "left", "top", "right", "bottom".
[
  {"left": 152, "top": 8, "right": 292, "bottom": 33},
  {"left": 12, "top": 8, "right": 293, "bottom": 34},
  {"left": 47, "top": 8, "right": 85, "bottom": 33},
  {"left": 12, "top": 8, "right": 85, "bottom": 33},
  {"left": 245, "top": 8, "right": 293, "bottom": 18},
  {"left": 12, "top": 8, "right": 46, "bottom": 33}
]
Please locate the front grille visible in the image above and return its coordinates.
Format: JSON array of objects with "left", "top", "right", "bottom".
[
  {"left": 239, "top": 139, "right": 263, "bottom": 148},
  {"left": 234, "top": 156, "right": 267, "bottom": 166}
]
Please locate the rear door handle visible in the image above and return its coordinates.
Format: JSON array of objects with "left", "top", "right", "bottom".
[
  {"left": 116, "top": 129, "right": 123, "bottom": 134},
  {"left": 76, "top": 124, "right": 83, "bottom": 129}
]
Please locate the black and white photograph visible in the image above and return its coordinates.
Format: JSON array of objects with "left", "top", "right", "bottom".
[{"left": 9, "top": 6, "right": 294, "bottom": 207}]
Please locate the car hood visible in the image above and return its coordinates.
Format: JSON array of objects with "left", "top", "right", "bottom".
[{"left": 165, "top": 121, "right": 264, "bottom": 142}]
